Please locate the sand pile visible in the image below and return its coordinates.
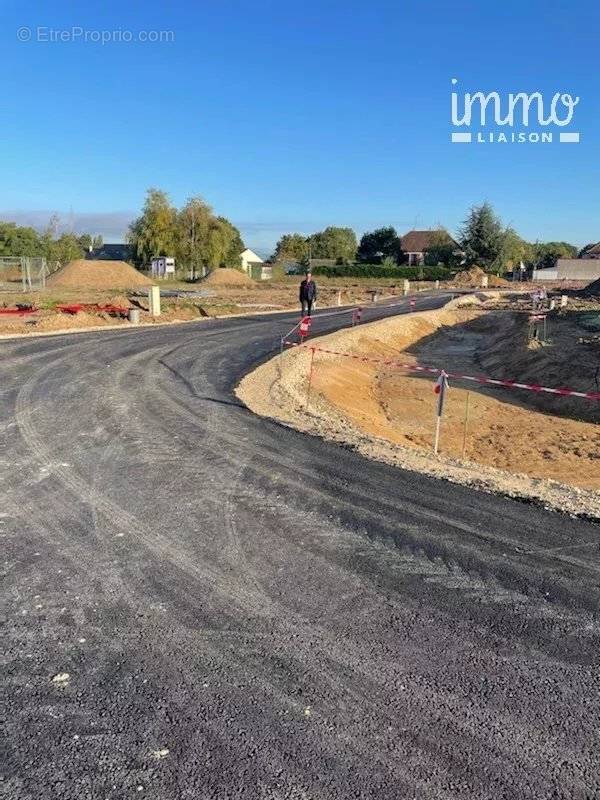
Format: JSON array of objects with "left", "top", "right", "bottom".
[
  {"left": 47, "top": 260, "right": 151, "bottom": 289},
  {"left": 453, "top": 266, "right": 509, "bottom": 287},
  {"left": 202, "top": 268, "right": 254, "bottom": 287}
]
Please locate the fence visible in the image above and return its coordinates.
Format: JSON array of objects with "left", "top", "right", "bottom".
[{"left": 0, "top": 257, "right": 49, "bottom": 291}]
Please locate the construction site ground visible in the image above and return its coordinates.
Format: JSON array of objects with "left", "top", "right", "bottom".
[
  {"left": 2, "top": 269, "right": 596, "bottom": 337},
  {"left": 0, "top": 277, "right": 441, "bottom": 336},
  {"left": 238, "top": 294, "right": 600, "bottom": 518}
]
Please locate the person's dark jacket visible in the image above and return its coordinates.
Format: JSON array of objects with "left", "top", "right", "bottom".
[{"left": 299, "top": 279, "right": 317, "bottom": 303}]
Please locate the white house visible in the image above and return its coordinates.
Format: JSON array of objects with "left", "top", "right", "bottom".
[{"left": 240, "top": 248, "right": 263, "bottom": 273}]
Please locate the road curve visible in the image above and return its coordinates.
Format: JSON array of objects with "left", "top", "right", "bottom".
[{"left": 3, "top": 294, "right": 600, "bottom": 800}]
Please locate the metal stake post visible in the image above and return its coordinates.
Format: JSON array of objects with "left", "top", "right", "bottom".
[
  {"left": 433, "top": 370, "right": 449, "bottom": 455},
  {"left": 461, "top": 391, "right": 471, "bottom": 459},
  {"left": 306, "top": 347, "right": 316, "bottom": 410},
  {"left": 434, "top": 415, "right": 442, "bottom": 455}
]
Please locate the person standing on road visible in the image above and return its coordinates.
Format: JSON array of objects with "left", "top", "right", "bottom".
[{"left": 299, "top": 271, "right": 317, "bottom": 317}]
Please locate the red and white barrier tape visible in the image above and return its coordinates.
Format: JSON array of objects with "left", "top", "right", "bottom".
[{"left": 282, "top": 342, "right": 600, "bottom": 401}]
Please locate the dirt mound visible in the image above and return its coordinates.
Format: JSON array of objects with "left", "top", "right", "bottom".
[
  {"left": 578, "top": 277, "right": 600, "bottom": 297},
  {"left": 453, "top": 266, "right": 509, "bottom": 287},
  {"left": 202, "top": 268, "right": 254, "bottom": 287},
  {"left": 47, "top": 260, "right": 151, "bottom": 289}
]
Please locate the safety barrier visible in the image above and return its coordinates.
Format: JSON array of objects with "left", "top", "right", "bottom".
[
  {"left": 290, "top": 345, "right": 600, "bottom": 401},
  {"left": 280, "top": 340, "right": 600, "bottom": 462}
]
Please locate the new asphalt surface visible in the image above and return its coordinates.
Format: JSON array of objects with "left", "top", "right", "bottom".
[{"left": 3, "top": 293, "right": 600, "bottom": 799}]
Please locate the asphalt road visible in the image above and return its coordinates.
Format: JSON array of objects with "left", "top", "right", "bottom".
[{"left": 3, "top": 294, "right": 600, "bottom": 800}]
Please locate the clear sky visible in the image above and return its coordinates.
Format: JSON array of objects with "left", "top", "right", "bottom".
[{"left": 1, "top": 0, "right": 598, "bottom": 255}]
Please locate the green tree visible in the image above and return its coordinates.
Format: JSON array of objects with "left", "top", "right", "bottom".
[
  {"left": 309, "top": 226, "right": 357, "bottom": 262},
  {"left": 0, "top": 222, "right": 44, "bottom": 257},
  {"left": 459, "top": 202, "right": 506, "bottom": 269},
  {"left": 423, "top": 228, "right": 461, "bottom": 267},
  {"left": 357, "top": 226, "right": 402, "bottom": 263},
  {"left": 217, "top": 217, "right": 244, "bottom": 269},
  {"left": 177, "top": 196, "right": 213, "bottom": 277},
  {"left": 128, "top": 188, "right": 178, "bottom": 266},
  {"left": 92, "top": 234, "right": 103, "bottom": 249},
  {"left": 499, "top": 228, "right": 534, "bottom": 272},
  {"left": 43, "top": 233, "right": 85, "bottom": 264},
  {"left": 77, "top": 233, "right": 93, "bottom": 251},
  {"left": 533, "top": 241, "right": 578, "bottom": 269},
  {"left": 272, "top": 233, "right": 309, "bottom": 262},
  {"left": 204, "top": 218, "right": 230, "bottom": 269}
]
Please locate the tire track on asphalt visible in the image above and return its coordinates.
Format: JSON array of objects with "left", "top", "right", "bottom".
[
  {"left": 12, "top": 343, "right": 275, "bottom": 622},
  {"left": 135, "top": 338, "right": 282, "bottom": 610},
  {"left": 80, "top": 326, "right": 600, "bottom": 655},
  {"left": 6, "top": 298, "right": 600, "bottom": 799},
  {"left": 134, "top": 352, "right": 597, "bottom": 621},
  {"left": 139, "top": 343, "right": 591, "bottom": 666}
]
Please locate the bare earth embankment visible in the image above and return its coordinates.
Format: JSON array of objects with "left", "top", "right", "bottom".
[{"left": 237, "top": 296, "right": 600, "bottom": 519}]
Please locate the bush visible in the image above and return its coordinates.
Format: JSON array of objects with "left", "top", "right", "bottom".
[{"left": 310, "top": 264, "right": 452, "bottom": 281}]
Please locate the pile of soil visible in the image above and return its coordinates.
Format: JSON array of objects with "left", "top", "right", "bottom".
[
  {"left": 47, "top": 260, "right": 151, "bottom": 289},
  {"left": 453, "top": 266, "right": 509, "bottom": 287},
  {"left": 578, "top": 277, "right": 600, "bottom": 297},
  {"left": 202, "top": 268, "right": 254, "bottom": 287}
]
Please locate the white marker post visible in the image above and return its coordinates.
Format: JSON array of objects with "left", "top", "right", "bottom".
[
  {"left": 149, "top": 285, "right": 161, "bottom": 317},
  {"left": 433, "top": 370, "right": 449, "bottom": 455}
]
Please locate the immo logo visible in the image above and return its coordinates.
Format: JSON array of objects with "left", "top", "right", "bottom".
[{"left": 450, "top": 79, "right": 580, "bottom": 144}]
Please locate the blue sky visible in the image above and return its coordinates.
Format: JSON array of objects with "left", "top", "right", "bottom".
[{"left": 1, "top": 0, "right": 598, "bottom": 255}]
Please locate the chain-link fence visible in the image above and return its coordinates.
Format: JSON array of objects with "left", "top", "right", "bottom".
[{"left": 0, "top": 257, "right": 49, "bottom": 291}]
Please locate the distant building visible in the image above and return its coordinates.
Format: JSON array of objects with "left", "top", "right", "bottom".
[
  {"left": 240, "top": 248, "right": 263, "bottom": 273},
  {"left": 533, "top": 259, "right": 600, "bottom": 282},
  {"left": 86, "top": 243, "right": 133, "bottom": 261},
  {"left": 400, "top": 230, "right": 461, "bottom": 266}
]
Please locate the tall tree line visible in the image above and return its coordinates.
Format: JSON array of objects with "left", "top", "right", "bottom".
[
  {"left": 272, "top": 204, "right": 581, "bottom": 272},
  {"left": 272, "top": 227, "right": 357, "bottom": 264},
  {"left": 0, "top": 218, "right": 102, "bottom": 264},
  {"left": 458, "top": 203, "right": 578, "bottom": 271}
]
